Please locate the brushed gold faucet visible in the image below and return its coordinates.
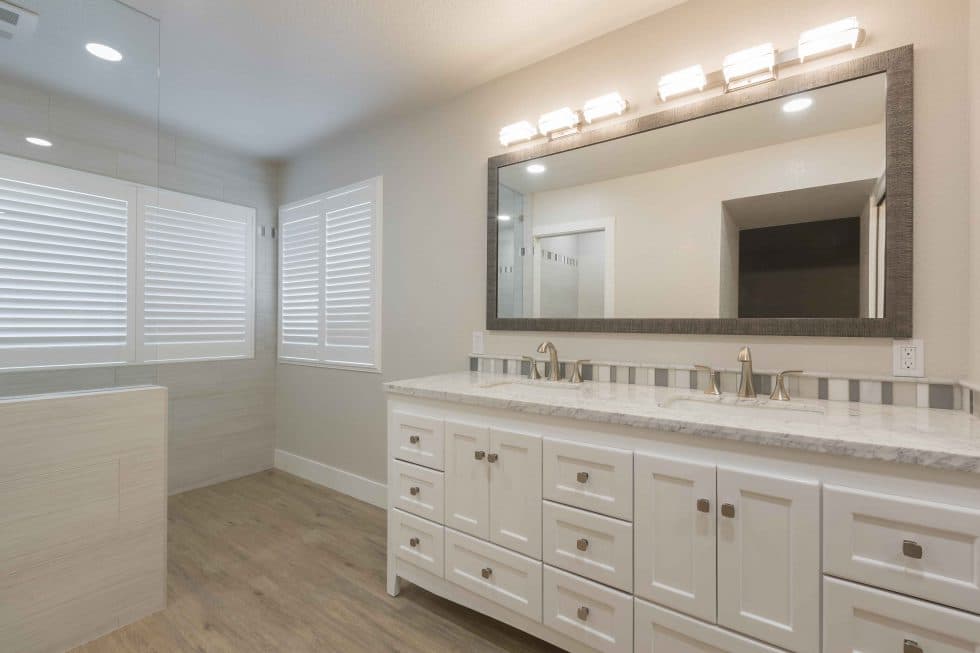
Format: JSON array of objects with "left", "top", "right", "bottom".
[
  {"left": 737, "top": 346, "right": 756, "bottom": 398},
  {"left": 537, "top": 341, "right": 562, "bottom": 381}
]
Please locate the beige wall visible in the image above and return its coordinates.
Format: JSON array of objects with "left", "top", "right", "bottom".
[
  {"left": 970, "top": 0, "right": 980, "bottom": 385},
  {"left": 279, "top": 0, "right": 973, "bottom": 484},
  {"left": 0, "top": 76, "right": 279, "bottom": 494}
]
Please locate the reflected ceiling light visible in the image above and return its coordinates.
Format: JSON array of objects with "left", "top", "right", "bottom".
[
  {"left": 657, "top": 65, "right": 707, "bottom": 102},
  {"left": 538, "top": 107, "right": 580, "bottom": 139},
  {"left": 798, "top": 17, "right": 860, "bottom": 62},
  {"left": 497, "top": 214, "right": 512, "bottom": 221},
  {"left": 582, "top": 92, "right": 628, "bottom": 123},
  {"left": 25, "top": 136, "right": 52, "bottom": 147},
  {"left": 723, "top": 43, "right": 776, "bottom": 92},
  {"left": 526, "top": 163, "right": 546, "bottom": 174},
  {"left": 782, "top": 97, "right": 813, "bottom": 113},
  {"left": 85, "top": 42, "right": 123, "bottom": 62},
  {"left": 499, "top": 120, "right": 538, "bottom": 147}
]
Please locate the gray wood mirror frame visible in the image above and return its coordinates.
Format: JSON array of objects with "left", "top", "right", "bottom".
[{"left": 486, "top": 45, "right": 912, "bottom": 337}]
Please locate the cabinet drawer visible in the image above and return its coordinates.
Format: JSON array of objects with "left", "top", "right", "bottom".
[
  {"left": 392, "top": 460, "right": 444, "bottom": 523},
  {"left": 543, "top": 500, "right": 632, "bottom": 592},
  {"left": 543, "top": 565, "right": 633, "bottom": 653},
  {"left": 391, "top": 508, "right": 443, "bottom": 578},
  {"left": 824, "top": 484, "right": 980, "bottom": 614},
  {"left": 635, "top": 598, "right": 786, "bottom": 653},
  {"left": 543, "top": 438, "right": 633, "bottom": 520},
  {"left": 445, "top": 528, "right": 542, "bottom": 622},
  {"left": 393, "top": 411, "right": 444, "bottom": 470},
  {"left": 824, "top": 576, "right": 980, "bottom": 652}
]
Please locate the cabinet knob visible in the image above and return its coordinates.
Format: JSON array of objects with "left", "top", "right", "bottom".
[
  {"left": 409, "top": 435, "right": 420, "bottom": 444},
  {"left": 481, "top": 567, "right": 493, "bottom": 579},
  {"left": 721, "top": 503, "right": 736, "bottom": 518},
  {"left": 697, "top": 498, "right": 711, "bottom": 513},
  {"left": 903, "top": 539, "right": 923, "bottom": 559},
  {"left": 576, "top": 538, "right": 589, "bottom": 551},
  {"left": 904, "top": 639, "right": 923, "bottom": 653},
  {"left": 576, "top": 471, "right": 589, "bottom": 483},
  {"left": 409, "top": 537, "right": 420, "bottom": 548},
  {"left": 474, "top": 450, "right": 486, "bottom": 460},
  {"left": 409, "top": 486, "right": 420, "bottom": 496},
  {"left": 487, "top": 453, "right": 499, "bottom": 463},
  {"left": 577, "top": 606, "right": 590, "bottom": 621}
]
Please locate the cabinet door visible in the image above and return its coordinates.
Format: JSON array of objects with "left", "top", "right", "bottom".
[
  {"left": 717, "top": 467, "right": 820, "bottom": 653},
  {"left": 634, "top": 453, "right": 716, "bottom": 623},
  {"left": 444, "top": 421, "right": 490, "bottom": 539},
  {"left": 489, "top": 428, "right": 542, "bottom": 559}
]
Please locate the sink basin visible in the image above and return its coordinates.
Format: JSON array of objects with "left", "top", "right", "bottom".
[{"left": 663, "top": 395, "right": 826, "bottom": 418}]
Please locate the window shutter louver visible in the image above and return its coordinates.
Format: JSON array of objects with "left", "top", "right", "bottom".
[
  {"left": 278, "top": 177, "right": 381, "bottom": 371},
  {"left": 0, "top": 158, "right": 136, "bottom": 370},
  {"left": 139, "top": 189, "right": 255, "bottom": 362}
]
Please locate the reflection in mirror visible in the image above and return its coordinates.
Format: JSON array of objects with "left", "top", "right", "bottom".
[{"left": 497, "top": 73, "right": 886, "bottom": 320}]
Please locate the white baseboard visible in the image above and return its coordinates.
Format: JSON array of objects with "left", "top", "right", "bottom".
[{"left": 274, "top": 449, "right": 387, "bottom": 509}]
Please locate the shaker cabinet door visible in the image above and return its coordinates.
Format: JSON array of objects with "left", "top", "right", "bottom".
[
  {"left": 489, "top": 428, "right": 542, "bottom": 559},
  {"left": 444, "top": 421, "right": 490, "bottom": 539}
]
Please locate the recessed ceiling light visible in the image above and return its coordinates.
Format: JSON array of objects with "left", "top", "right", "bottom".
[
  {"left": 497, "top": 214, "right": 512, "bottom": 221},
  {"left": 85, "top": 42, "right": 123, "bottom": 62},
  {"left": 526, "top": 163, "right": 546, "bottom": 174},
  {"left": 25, "top": 136, "right": 53, "bottom": 147},
  {"left": 782, "top": 97, "right": 813, "bottom": 113}
]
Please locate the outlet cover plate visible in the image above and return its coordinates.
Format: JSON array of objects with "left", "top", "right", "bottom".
[
  {"left": 892, "top": 339, "right": 924, "bottom": 377},
  {"left": 471, "top": 330, "right": 485, "bottom": 355}
]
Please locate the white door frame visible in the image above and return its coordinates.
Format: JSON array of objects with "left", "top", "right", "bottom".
[{"left": 531, "top": 218, "right": 615, "bottom": 318}]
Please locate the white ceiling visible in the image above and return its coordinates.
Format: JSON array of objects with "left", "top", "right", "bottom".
[{"left": 114, "top": 0, "right": 686, "bottom": 159}]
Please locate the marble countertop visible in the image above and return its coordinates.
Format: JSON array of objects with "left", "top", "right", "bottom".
[{"left": 385, "top": 372, "right": 980, "bottom": 474}]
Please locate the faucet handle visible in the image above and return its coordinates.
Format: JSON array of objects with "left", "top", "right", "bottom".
[
  {"left": 569, "top": 360, "right": 589, "bottom": 384},
  {"left": 693, "top": 365, "right": 721, "bottom": 396},
  {"left": 522, "top": 356, "right": 542, "bottom": 380},
  {"left": 770, "top": 370, "right": 803, "bottom": 401}
]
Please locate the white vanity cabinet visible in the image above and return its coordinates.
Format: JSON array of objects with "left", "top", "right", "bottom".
[{"left": 386, "top": 386, "right": 980, "bottom": 653}]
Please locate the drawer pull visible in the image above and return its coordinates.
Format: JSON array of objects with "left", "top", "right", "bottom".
[
  {"left": 487, "top": 453, "right": 499, "bottom": 463},
  {"left": 576, "top": 471, "right": 589, "bottom": 483},
  {"left": 697, "top": 498, "right": 711, "bottom": 513},
  {"left": 721, "top": 503, "right": 735, "bottom": 518},
  {"left": 409, "top": 486, "right": 420, "bottom": 496},
  {"left": 409, "top": 435, "right": 420, "bottom": 444},
  {"left": 903, "top": 539, "right": 923, "bottom": 559},
  {"left": 904, "top": 639, "right": 922, "bottom": 653},
  {"left": 481, "top": 567, "right": 493, "bottom": 579},
  {"left": 474, "top": 450, "right": 486, "bottom": 460},
  {"left": 409, "top": 537, "right": 420, "bottom": 548},
  {"left": 576, "top": 538, "right": 589, "bottom": 551},
  {"left": 577, "top": 606, "right": 590, "bottom": 621}
]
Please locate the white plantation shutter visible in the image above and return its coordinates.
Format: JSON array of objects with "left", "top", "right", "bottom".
[
  {"left": 278, "top": 177, "right": 381, "bottom": 370},
  {"left": 279, "top": 200, "right": 322, "bottom": 362},
  {"left": 0, "top": 156, "right": 136, "bottom": 370},
  {"left": 139, "top": 189, "right": 255, "bottom": 362}
]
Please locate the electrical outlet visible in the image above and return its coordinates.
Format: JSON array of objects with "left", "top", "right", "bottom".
[
  {"left": 892, "top": 339, "right": 924, "bottom": 377},
  {"left": 471, "top": 330, "right": 485, "bottom": 355}
]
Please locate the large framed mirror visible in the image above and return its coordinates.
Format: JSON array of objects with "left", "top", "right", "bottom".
[{"left": 487, "top": 46, "right": 912, "bottom": 337}]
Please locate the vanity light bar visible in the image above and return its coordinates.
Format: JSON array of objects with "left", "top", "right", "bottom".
[
  {"left": 722, "top": 42, "right": 776, "bottom": 91},
  {"left": 657, "top": 65, "right": 707, "bottom": 102},
  {"left": 798, "top": 17, "right": 861, "bottom": 62},
  {"left": 499, "top": 120, "right": 538, "bottom": 147},
  {"left": 538, "top": 107, "right": 581, "bottom": 139},
  {"left": 582, "top": 92, "right": 628, "bottom": 123}
]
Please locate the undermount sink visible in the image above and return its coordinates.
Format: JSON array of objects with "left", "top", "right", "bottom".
[{"left": 663, "top": 395, "right": 826, "bottom": 417}]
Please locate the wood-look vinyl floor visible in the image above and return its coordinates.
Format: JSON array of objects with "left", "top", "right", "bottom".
[{"left": 72, "top": 470, "right": 562, "bottom": 653}]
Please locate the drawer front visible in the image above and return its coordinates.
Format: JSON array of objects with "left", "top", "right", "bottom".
[
  {"left": 391, "top": 508, "right": 444, "bottom": 578},
  {"left": 543, "top": 438, "right": 633, "bottom": 520},
  {"left": 393, "top": 411, "right": 444, "bottom": 470},
  {"left": 444, "top": 528, "right": 542, "bottom": 622},
  {"left": 824, "top": 576, "right": 980, "bottom": 652},
  {"left": 543, "top": 565, "right": 633, "bottom": 653},
  {"left": 392, "top": 460, "right": 444, "bottom": 523},
  {"left": 824, "top": 484, "right": 980, "bottom": 614},
  {"left": 635, "top": 598, "right": 786, "bottom": 653},
  {"left": 543, "top": 500, "right": 633, "bottom": 592}
]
